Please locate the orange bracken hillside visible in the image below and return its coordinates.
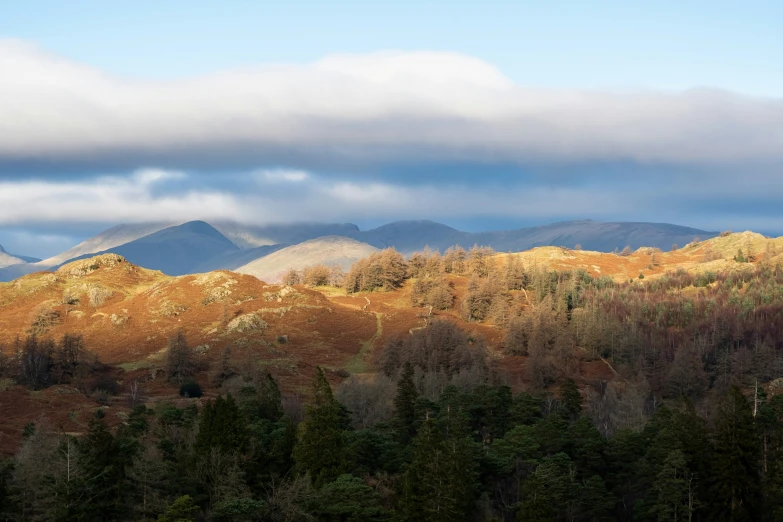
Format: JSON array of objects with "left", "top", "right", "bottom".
[{"left": 0, "top": 232, "right": 780, "bottom": 453}]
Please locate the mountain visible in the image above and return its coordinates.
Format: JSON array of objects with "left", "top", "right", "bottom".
[
  {"left": 0, "top": 244, "right": 25, "bottom": 269},
  {"left": 191, "top": 243, "right": 287, "bottom": 272},
  {"left": 38, "top": 222, "right": 178, "bottom": 267},
  {"left": 57, "top": 221, "right": 240, "bottom": 276},
  {"left": 350, "top": 219, "right": 716, "bottom": 253},
  {"left": 351, "top": 220, "right": 467, "bottom": 252},
  {"left": 211, "top": 221, "right": 361, "bottom": 249},
  {"left": 236, "top": 236, "right": 379, "bottom": 283},
  {"left": 0, "top": 218, "right": 716, "bottom": 282}
]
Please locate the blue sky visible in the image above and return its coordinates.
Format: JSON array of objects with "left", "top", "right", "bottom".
[
  {"left": 0, "top": 1, "right": 782, "bottom": 257},
  {"left": 3, "top": 1, "right": 782, "bottom": 94}
]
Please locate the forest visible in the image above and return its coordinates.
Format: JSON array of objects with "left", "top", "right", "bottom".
[{"left": 2, "top": 244, "right": 783, "bottom": 520}]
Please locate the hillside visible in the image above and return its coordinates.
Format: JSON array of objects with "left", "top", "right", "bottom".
[
  {"left": 212, "top": 221, "right": 361, "bottom": 249},
  {"left": 0, "top": 254, "right": 378, "bottom": 378},
  {"left": 1, "top": 231, "right": 781, "bottom": 454},
  {"left": 236, "top": 236, "right": 380, "bottom": 283}
]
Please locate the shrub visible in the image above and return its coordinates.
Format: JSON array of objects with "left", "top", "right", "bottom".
[
  {"left": 302, "top": 265, "right": 331, "bottom": 287},
  {"left": 282, "top": 268, "right": 301, "bottom": 286},
  {"left": 179, "top": 381, "right": 203, "bottom": 398},
  {"left": 638, "top": 273, "right": 645, "bottom": 279},
  {"left": 92, "top": 388, "right": 110, "bottom": 405}
]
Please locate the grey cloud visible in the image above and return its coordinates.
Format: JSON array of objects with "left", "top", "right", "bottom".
[{"left": 1, "top": 40, "right": 782, "bottom": 173}]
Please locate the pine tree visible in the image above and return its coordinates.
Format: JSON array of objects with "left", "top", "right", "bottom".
[
  {"left": 158, "top": 495, "right": 199, "bottom": 522},
  {"left": 393, "top": 362, "right": 418, "bottom": 444},
  {"left": 560, "top": 378, "right": 583, "bottom": 420},
  {"left": 400, "top": 419, "right": 477, "bottom": 522},
  {"left": 313, "top": 474, "right": 390, "bottom": 521},
  {"left": 293, "top": 367, "right": 346, "bottom": 484},
  {"left": 258, "top": 373, "right": 284, "bottom": 422},
  {"left": 650, "top": 449, "right": 697, "bottom": 522},
  {"left": 710, "top": 386, "right": 761, "bottom": 521},
  {"left": 195, "top": 394, "right": 247, "bottom": 455},
  {"left": 76, "top": 414, "right": 137, "bottom": 520}
]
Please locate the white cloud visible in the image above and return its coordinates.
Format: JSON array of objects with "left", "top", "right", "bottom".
[{"left": 1, "top": 39, "right": 781, "bottom": 167}]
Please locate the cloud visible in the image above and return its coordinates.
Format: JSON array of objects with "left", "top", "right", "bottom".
[
  {"left": 257, "top": 169, "right": 310, "bottom": 183},
  {"left": 0, "top": 167, "right": 703, "bottom": 228},
  {"left": 1, "top": 39, "right": 782, "bottom": 172}
]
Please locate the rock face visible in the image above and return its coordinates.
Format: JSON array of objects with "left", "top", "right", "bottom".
[
  {"left": 236, "top": 236, "right": 379, "bottom": 283},
  {"left": 57, "top": 254, "right": 127, "bottom": 278},
  {"left": 226, "top": 313, "right": 269, "bottom": 333}
]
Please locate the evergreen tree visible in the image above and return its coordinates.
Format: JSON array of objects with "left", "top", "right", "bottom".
[
  {"left": 258, "top": 373, "right": 284, "bottom": 422},
  {"left": 313, "top": 474, "right": 390, "bottom": 521},
  {"left": 195, "top": 394, "right": 247, "bottom": 455},
  {"left": 393, "top": 362, "right": 418, "bottom": 444},
  {"left": 709, "top": 386, "right": 761, "bottom": 521},
  {"left": 158, "top": 495, "right": 199, "bottom": 522},
  {"left": 560, "top": 378, "right": 583, "bottom": 420},
  {"left": 75, "top": 414, "right": 138, "bottom": 520},
  {"left": 400, "top": 419, "right": 478, "bottom": 522},
  {"left": 517, "top": 452, "right": 574, "bottom": 521},
  {"left": 650, "top": 449, "right": 697, "bottom": 522},
  {"left": 293, "top": 367, "right": 346, "bottom": 484}
]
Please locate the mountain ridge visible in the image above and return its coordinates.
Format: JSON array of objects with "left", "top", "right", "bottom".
[{"left": 0, "top": 219, "right": 718, "bottom": 282}]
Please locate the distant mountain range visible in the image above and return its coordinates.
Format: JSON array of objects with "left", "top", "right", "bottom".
[{"left": 0, "top": 219, "right": 717, "bottom": 282}]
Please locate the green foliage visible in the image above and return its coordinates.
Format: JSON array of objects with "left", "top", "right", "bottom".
[
  {"left": 158, "top": 495, "right": 199, "bottom": 522},
  {"left": 312, "top": 474, "right": 390, "bottom": 521},
  {"left": 709, "top": 386, "right": 761, "bottom": 521},
  {"left": 559, "top": 378, "right": 583, "bottom": 419},
  {"left": 400, "top": 419, "right": 479, "bottom": 521},
  {"left": 517, "top": 452, "right": 613, "bottom": 521},
  {"left": 196, "top": 394, "right": 247, "bottom": 455},
  {"left": 293, "top": 367, "right": 346, "bottom": 484},
  {"left": 393, "top": 362, "right": 418, "bottom": 444},
  {"left": 211, "top": 497, "right": 265, "bottom": 521}
]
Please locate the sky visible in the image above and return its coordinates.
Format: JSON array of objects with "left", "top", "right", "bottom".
[{"left": 1, "top": 1, "right": 782, "bottom": 258}]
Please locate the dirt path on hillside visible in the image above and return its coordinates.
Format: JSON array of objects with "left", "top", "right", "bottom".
[
  {"left": 577, "top": 346, "right": 620, "bottom": 377},
  {"left": 346, "top": 303, "right": 383, "bottom": 373}
]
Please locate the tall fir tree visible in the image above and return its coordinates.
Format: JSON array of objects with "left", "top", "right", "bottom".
[
  {"left": 195, "top": 394, "right": 247, "bottom": 456},
  {"left": 709, "top": 386, "right": 761, "bottom": 521},
  {"left": 293, "top": 367, "right": 346, "bottom": 484},
  {"left": 400, "top": 419, "right": 478, "bottom": 521},
  {"left": 393, "top": 362, "right": 418, "bottom": 444},
  {"left": 560, "top": 378, "right": 583, "bottom": 420}
]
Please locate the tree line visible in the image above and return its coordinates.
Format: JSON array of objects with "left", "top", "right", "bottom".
[{"left": 2, "top": 349, "right": 782, "bottom": 521}]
